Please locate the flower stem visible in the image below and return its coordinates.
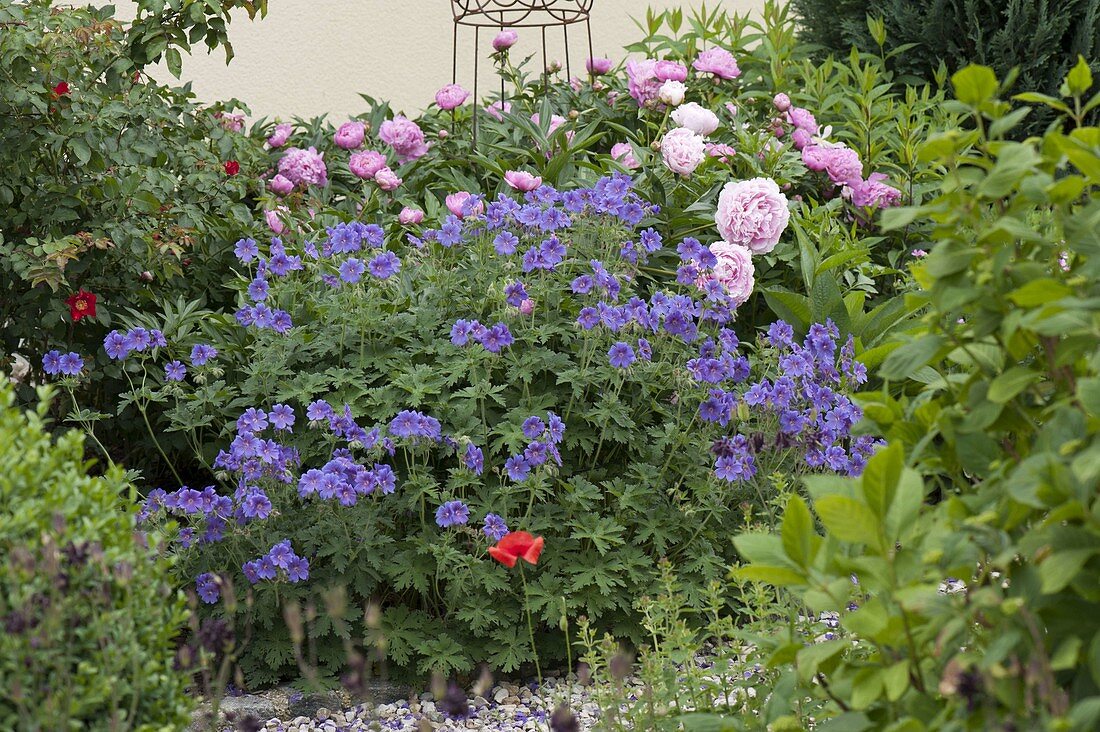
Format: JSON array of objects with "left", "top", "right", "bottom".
[{"left": 519, "top": 564, "right": 542, "bottom": 686}]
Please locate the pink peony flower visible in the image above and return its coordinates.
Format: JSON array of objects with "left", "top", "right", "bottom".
[
  {"left": 216, "top": 111, "right": 245, "bottom": 132},
  {"left": 519, "top": 298, "right": 535, "bottom": 315},
  {"left": 654, "top": 60, "right": 688, "bottom": 82},
  {"left": 661, "top": 128, "right": 707, "bottom": 177},
  {"left": 626, "top": 59, "right": 662, "bottom": 107},
  {"left": 265, "top": 208, "right": 287, "bottom": 235},
  {"left": 504, "top": 170, "right": 543, "bottom": 192},
  {"left": 715, "top": 177, "right": 790, "bottom": 255},
  {"left": 269, "top": 174, "right": 294, "bottom": 196},
  {"left": 773, "top": 93, "right": 791, "bottom": 112},
  {"left": 531, "top": 113, "right": 574, "bottom": 148},
  {"left": 610, "top": 142, "right": 640, "bottom": 169},
  {"left": 848, "top": 173, "right": 902, "bottom": 209},
  {"left": 791, "top": 128, "right": 812, "bottom": 150},
  {"left": 374, "top": 167, "right": 402, "bottom": 191},
  {"left": 446, "top": 191, "right": 484, "bottom": 219},
  {"left": 277, "top": 146, "right": 327, "bottom": 187},
  {"left": 706, "top": 143, "right": 737, "bottom": 163},
  {"left": 706, "top": 241, "right": 755, "bottom": 305},
  {"left": 587, "top": 57, "right": 613, "bottom": 75},
  {"left": 692, "top": 48, "right": 741, "bottom": 79},
  {"left": 802, "top": 143, "right": 863, "bottom": 187},
  {"left": 786, "top": 107, "right": 818, "bottom": 135},
  {"left": 398, "top": 206, "right": 424, "bottom": 225},
  {"left": 671, "top": 102, "right": 720, "bottom": 135},
  {"left": 267, "top": 122, "right": 292, "bottom": 148},
  {"left": 379, "top": 115, "right": 429, "bottom": 163},
  {"left": 334, "top": 121, "right": 366, "bottom": 150},
  {"left": 725, "top": 102, "right": 738, "bottom": 118},
  {"left": 435, "top": 84, "right": 469, "bottom": 111},
  {"left": 492, "top": 30, "right": 518, "bottom": 51},
  {"left": 349, "top": 150, "right": 388, "bottom": 180},
  {"left": 658, "top": 80, "right": 686, "bottom": 106},
  {"left": 486, "top": 100, "right": 512, "bottom": 121}
]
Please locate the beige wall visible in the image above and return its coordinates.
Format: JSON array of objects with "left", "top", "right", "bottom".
[{"left": 124, "top": 1, "right": 763, "bottom": 120}]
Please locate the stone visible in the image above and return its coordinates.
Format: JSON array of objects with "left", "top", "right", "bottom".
[{"left": 493, "top": 687, "right": 508, "bottom": 704}]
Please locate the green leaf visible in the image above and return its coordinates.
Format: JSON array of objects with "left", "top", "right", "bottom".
[
  {"left": 1065, "top": 55, "right": 1094, "bottom": 97},
  {"left": 733, "top": 533, "right": 788, "bottom": 566},
  {"left": 880, "top": 335, "right": 945, "bottom": 380},
  {"left": 165, "top": 47, "right": 183, "bottom": 78},
  {"left": 987, "top": 367, "right": 1039, "bottom": 403},
  {"left": 861, "top": 441, "right": 902, "bottom": 519},
  {"left": 814, "top": 496, "right": 880, "bottom": 546},
  {"left": 734, "top": 565, "right": 806, "bottom": 586},
  {"left": 1009, "top": 278, "right": 1072, "bottom": 306},
  {"left": 1040, "top": 549, "right": 1097, "bottom": 594},
  {"left": 781, "top": 495, "right": 816, "bottom": 568},
  {"left": 952, "top": 65, "right": 999, "bottom": 107}
]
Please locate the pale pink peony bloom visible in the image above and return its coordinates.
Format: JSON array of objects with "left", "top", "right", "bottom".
[
  {"left": 610, "top": 142, "right": 640, "bottom": 169},
  {"left": 216, "top": 111, "right": 245, "bottom": 132},
  {"left": 911, "top": 249, "right": 928, "bottom": 258},
  {"left": 504, "top": 170, "right": 543, "bottom": 192},
  {"left": 802, "top": 143, "right": 863, "bottom": 187},
  {"left": 773, "top": 93, "right": 791, "bottom": 112},
  {"left": 334, "top": 121, "right": 366, "bottom": 150},
  {"left": 267, "top": 122, "right": 292, "bottom": 148},
  {"left": 692, "top": 48, "right": 741, "bottom": 79},
  {"left": 706, "top": 143, "right": 737, "bottom": 163},
  {"left": 446, "top": 191, "right": 484, "bottom": 219},
  {"left": 269, "top": 174, "right": 294, "bottom": 196},
  {"left": 654, "top": 60, "right": 688, "bottom": 82},
  {"left": 658, "top": 80, "right": 686, "bottom": 106},
  {"left": 493, "top": 30, "right": 518, "bottom": 51},
  {"left": 531, "top": 113, "right": 575, "bottom": 148},
  {"left": 671, "top": 102, "right": 720, "bottom": 135},
  {"left": 587, "top": 57, "right": 613, "bottom": 75},
  {"left": 379, "top": 115, "right": 429, "bottom": 163},
  {"left": 626, "top": 59, "right": 662, "bottom": 107},
  {"left": 661, "top": 128, "right": 707, "bottom": 177},
  {"left": 715, "top": 177, "right": 790, "bottom": 255},
  {"left": 438, "top": 129, "right": 449, "bottom": 139},
  {"left": 374, "top": 167, "right": 402, "bottom": 191},
  {"left": 725, "top": 102, "right": 738, "bottom": 118},
  {"left": 485, "top": 100, "right": 512, "bottom": 121},
  {"left": 847, "top": 173, "right": 902, "bottom": 209},
  {"left": 786, "top": 107, "right": 818, "bottom": 135},
  {"left": 519, "top": 298, "right": 535, "bottom": 315},
  {"left": 349, "top": 150, "right": 387, "bottom": 180},
  {"left": 435, "top": 84, "right": 469, "bottom": 111},
  {"left": 277, "top": 147, "right": 327, "bottom": 187},
  {"left": 399, "top": 206, "right": 424, "bottom": 225},
  {"left": 706, "top": 241, "right": 755, "bottom": 305},
  {"left": 265, "top": 208, "right": 287, "bottom": 235}
]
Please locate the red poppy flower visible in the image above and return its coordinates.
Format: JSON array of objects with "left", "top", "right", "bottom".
[
  {"left": 488, "top": 531, "right": 544, "bottom": 568},
  {"left": 65, "top": 289, "right": 97, "bottom": 321},
  {"left": 224, "top": 160, "right": 240, "bottom": 176},
  {"left": 52, "top": 81, "right": 70, "bottom": 97}
]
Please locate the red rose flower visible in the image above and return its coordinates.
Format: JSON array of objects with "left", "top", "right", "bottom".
[
  {"left": 52, "top": 81, "right": 70, "bottom": 97},
  {"left": 65, "top": 289, "right": 97, "bottom": 322},
  {"left": 488, "top": 531, "right": 544, "bottom": 568},
  {"left": 224, "top": 160, "right": 240, "bottom": 176}
]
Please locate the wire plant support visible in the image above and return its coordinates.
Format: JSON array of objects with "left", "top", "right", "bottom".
[{"left": 450, "top": 0, "right": 595, "bottom": 147}]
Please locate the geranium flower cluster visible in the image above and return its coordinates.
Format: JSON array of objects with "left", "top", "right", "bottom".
[
  {"left": 242, "top": 540, "right": 310, "bottom": 585},
  {"left": 697, "top": 319, "right": 880, "bottom": 480},
  {"left": 41, "top": 350, "right": 84, "bottom": 376},
  {"left": 103, "top": 327, "right": 168, "bottom": 360},
  {"left": 502, "top": 412, "right": 565, "bottom": 483}
]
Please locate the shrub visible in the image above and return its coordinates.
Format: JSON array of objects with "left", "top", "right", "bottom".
[
  {"left": 660, "top": 61, "right": 1100, "bottom": 731},
  {"left": 789, "top": 0, "right": 1100, "bottom": 134},
  {"left": 0, "top": 0, "right": 265, "bottom": 477},
  {"left": 0, "top": 383, "right": 192, "bottom": 730}
]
